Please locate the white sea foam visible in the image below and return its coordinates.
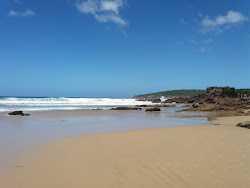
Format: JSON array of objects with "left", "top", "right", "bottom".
[{"left": 0, "top": 97, "right": 154, "bottom": 112}]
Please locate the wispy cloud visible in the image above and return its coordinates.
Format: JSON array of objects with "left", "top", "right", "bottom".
[
  {"left": 201, "top": 11, "right": 248, "bottom": 33},
  {"left": 190, "top": 40, "right": 197, "bottom": 44},
  {"left": 76, "top": 0, "right": 127, "bottom": 26},
  {"left": 200, "top": 47, "right": 211, "bottom": 52},
  {"left": 203, "top": 38, "right": 213, "bottom": 44},
  {"left": 198, "top": 12, "right": 203, "bottom": 18},
  {"left": 8, "top": 9, "right": 36, "bottom": 16},
  {"left": 14, "top": 0, "right": 22, "bottom": 4},
  {"left": 180, "top": 18, "right": 188, "bottom": 25}
]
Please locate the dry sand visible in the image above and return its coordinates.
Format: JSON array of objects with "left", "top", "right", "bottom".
[{"left": 0, "top": 116, "right": 250, "bottom": 188}]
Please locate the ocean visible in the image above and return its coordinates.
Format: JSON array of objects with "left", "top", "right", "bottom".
[{"left": 0, "top": 97, "right": 154, "bottom": 113}]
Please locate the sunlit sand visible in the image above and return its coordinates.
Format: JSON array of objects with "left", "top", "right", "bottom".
[{"left": 0, "top": 116, "right": 250, "bottom": 188}]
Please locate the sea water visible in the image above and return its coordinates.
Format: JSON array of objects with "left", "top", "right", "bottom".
[{"left": 0, "top": 97, "right": 154, "bottom": 113}]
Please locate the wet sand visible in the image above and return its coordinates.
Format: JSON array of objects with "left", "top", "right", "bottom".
[
  {"left": 0, "top": 115, "right": 250, "bottom": 188},
  {"left": 0, "top": 108, "right": 211, "bottom": 170}
]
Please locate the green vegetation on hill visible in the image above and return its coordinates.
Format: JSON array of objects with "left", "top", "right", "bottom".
[
  {"left": 237, "top": 89, "right": 250, "bottom": 95},
  {"left": 133, "top": 89, "right": 206, "bottom": 99},
  {"left": 221, "top": 87, "right": 250, "bottom": 97},
  {"left": 221, "top": 87, "right": 238, "bottom": 97}
]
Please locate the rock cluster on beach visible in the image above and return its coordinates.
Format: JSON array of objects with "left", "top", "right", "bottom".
[
  {"left": 110, "top": 107, "right": 142, "bottom": 110},
  {"left": 236, "top": 121, "right": 250, "bottom": 129},
  {"left": 145, "top": 107, "right": 161, "bottom": 112},
  {"left": 8, "top": 111, "right": 30, "bottom": 116}
]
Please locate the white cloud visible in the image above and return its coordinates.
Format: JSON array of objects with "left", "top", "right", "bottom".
[
  {"left": 101, "top": 0, "right": 123, "bottom": 14},
  {"left": 201, "top": 11, "right": 248, "bottom": 32},
  {"left": 95, "top": 13, "right": 126, "bottom": 25},
  {"left": 8, "top": 9, "right": 36, "bottom": 16},
  {"left": 204, "top": 38, "right": 213, "bottom": 44},
  {"left": 76, "top": 0, "right": 97, "bottom": 14},
  {"left": 76, "top": 0, "right": 127, "bottom": 26}
]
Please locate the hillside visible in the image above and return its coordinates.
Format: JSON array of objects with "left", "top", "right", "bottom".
[{"left": 133, "top": 89, "right": 206, "bottom": 99}]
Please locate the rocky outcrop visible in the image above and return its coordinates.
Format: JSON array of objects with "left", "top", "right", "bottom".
[
  {"left": 187, "top": 87, "right": 223, "bottom": 104},
  {"left": 182, "top": 87, "right": 250, "bottom": 112},
  {"left": 138, "top": 86, "right": 250, "bottom": 113},
  {"left": 145, "top": 107, "right": 161, "bottom": 112},
  {"left": 206, "top": 87, "right": 223, "bottom": 96},
  {"left": 110, "top": 107, "right": 142, "bottom": 110},
  {"left": 186, "top": 98, "right": 250, "bottom": 112},
  {"left": 236, "top": 121, "right": 250, "bottom": 129},
  {"left": 8, "top": 111, "right": 30, "bottom": 116},
  {"left": 162, "top": 87, "right": 223, "bottom": 105}
]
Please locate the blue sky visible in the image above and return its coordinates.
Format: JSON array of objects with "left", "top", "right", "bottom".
[{"left": 1, "top": 0, "right": 249, "bottom": 97}]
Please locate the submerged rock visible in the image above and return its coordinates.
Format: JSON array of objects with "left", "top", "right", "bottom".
[
  {"left": 236, "top": 121, "right": 250, "bottom": 129},
  {"left": 155, "top": 103, "right": 175, "bottom": 107},
  {"left": 145, "top": 107, "right": 161, "bottom": 112},
  {"left": 110, "top": 107, "right": 142, "bottom": 110}
]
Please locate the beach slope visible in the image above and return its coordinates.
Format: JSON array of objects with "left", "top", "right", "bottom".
[{"left": 0, "top": 116, "right": 250, "bottom": 188}]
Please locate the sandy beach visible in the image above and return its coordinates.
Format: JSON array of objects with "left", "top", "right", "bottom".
[
  {"left": 2, "top": 0, "right": 249, "bottom": 186},
  {"left": 0, "top": 115, "right": 250, "bottom": 188}
]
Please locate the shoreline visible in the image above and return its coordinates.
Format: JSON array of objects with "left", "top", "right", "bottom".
[
  {"left": 0, "top": 108, "right": 212, "bottom": 170},
  {"left": 0, "top": 115, "right": 250, "bottom": 187}
]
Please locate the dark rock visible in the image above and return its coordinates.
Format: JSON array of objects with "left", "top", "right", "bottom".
[
  {"left": 92, "top": 108, "right": 103, "bottom": 110},
  {"left": 206, "top": 87, "right": 223, "bottom": 96},
  {"left": 187, "top": 99, "right": 195, "bottom": 103},
  {"left": 145, "top": 107, "right": 161, "bottom": 112},
  {"left": 136, "top": 105, "right": 148, "bottom": 107},
  {"left": 163, "top": 97, "right": 187, "bottom": 103},
  {"left": 192, "top": 103, "right": 200, "bottom": 108},
  {"left": 110, "top": 107, "right": 142, "bottom": 110},
  {"left": 8, "top": 111, "right": 30, "bottom": 116},
  {"left": 148, "top": 99, "right": 161, "bottom": 103},
  {"left": 9, "top": 111, "right": 23, "bottom": 116},
  {"left": 21, "top": 114, "right": 30, "bottom": 116},
  {"left": 236, "top": 121, "right": 250, "bottom": 129}
]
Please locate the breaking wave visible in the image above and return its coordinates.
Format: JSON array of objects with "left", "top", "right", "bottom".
[{"left": 0, "top": 97, "right": 154, "bottom": 112}]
